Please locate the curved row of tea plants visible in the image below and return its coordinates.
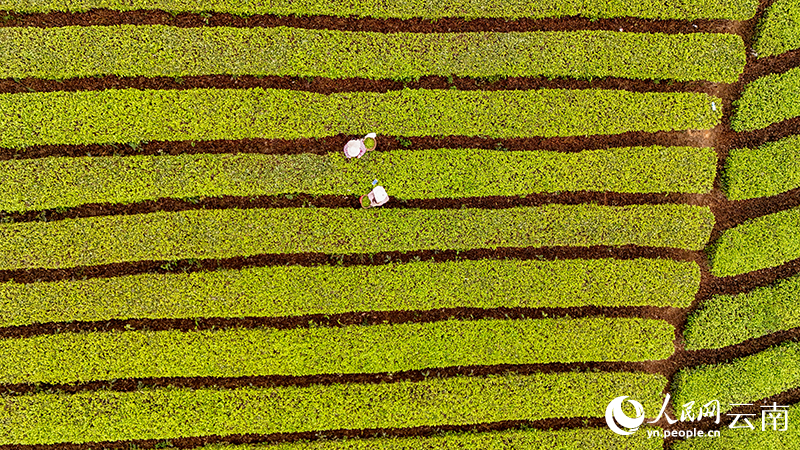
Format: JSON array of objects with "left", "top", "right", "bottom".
[
  {"left": 0, "top": 0, "right": 760, "bottom": 20},
  {"left": 0, "top": 88, "right": 723, "bottom": 149},
  {"left": 0, "top": 146, "right": 718, "bottom": 212},
  {"left": 0, "top": 26, "right": 746, "bottom": 83},
  {"left": 0, "top": 371, "right": 666, "bottom": 445},
  {"left": 753, "top": 0, "right": 800, "bottom": 57},
  {"left": 722, "top": 134, "right": 800, "bottom": 200},
  {"left": 709, "top": 205, "right": 800, "bottom": 277},
  {"left": 673, "top": 403, "right": 800, "bottom": 449},
  {"left": 684, "top": 272, "right": 800, "bottom": 350},
  {"left": 0, "top": 258, "right": 700, "bottom": 328},
  {"left": 0, "top": 205, "right": 715, "bottom": 270},
  {"left": 673, "top": 340, "right": 800, "bottom": 415},
  {"left": 197, "top": 427, "right": 661, "bottom": 450},
  {"left": 0, "top": 317, "right": 674, "bottom": 384},
  {"left": 732, "top": 66, "right": 800, "bottom": 131}
]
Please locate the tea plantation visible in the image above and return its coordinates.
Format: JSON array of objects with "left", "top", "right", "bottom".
[{"left": 0, "top": 0, "right": 798, "bottom": 448}]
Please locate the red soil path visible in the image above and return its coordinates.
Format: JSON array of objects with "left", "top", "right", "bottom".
[{"left": 0, "top": 9, "right": 737, "bottom": 34}]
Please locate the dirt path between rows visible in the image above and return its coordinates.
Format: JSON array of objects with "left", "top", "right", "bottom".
[
  {"left": 0, "top": 73, "right": 721, "bottom": 95},
  {"left": 0, "top": 9, "right": 737, "bottom": 34},
  {"left": 0, "top": 191, "right": 709, "bottom": 224},
  {"left": 0, "top": 245, "right": 700, "bottom": 284}
]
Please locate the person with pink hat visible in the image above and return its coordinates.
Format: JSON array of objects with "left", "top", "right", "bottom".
[
  {"left": 343, "top": 133, "right": 377, "bottom": 159},
  {"left": 343, "top": 139, "right": 366, "bottom": 159}
]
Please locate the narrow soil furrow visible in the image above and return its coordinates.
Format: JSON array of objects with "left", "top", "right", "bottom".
[
  {"left": 676, "top": 327, "right": 800, "bottom": 371},
  {"left": 0, "top": 10, "right": 737, "bottom": 34},
  {"left": 741, "top": 47, "right": 800, "bottom": 84},
  {"left": 0, "top": 131, "right": 716, "bottom": 160},
  {"left": 0, "top": 304, "right": 683, "bottom": 341},
  {"left": 0, "top": 74, "right": 721, "bottom": 96},
  {"left": 0, "top": 192, "right": 709, "bottom": 225},
  {"left": 0, "top": 245, "right": 702, "bottom": 284},
  {"left": 725, "top": 115, "right": 800, "bottom": 150},
  {"left": 0, "top": 363, "right": 659, "bottom": 397},
  {"left": 705, "top": 255, "right": 800, "bottom": 297},
  {"left": 712, "top": 186, "right": 800, "bottom": 234},
  {"left": 0, "top": 418, "right": 608, "bottom": 450}
]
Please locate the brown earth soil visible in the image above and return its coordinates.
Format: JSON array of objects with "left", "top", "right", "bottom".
[
  {"left": 0, "top": 303, "right": 684, "bottom": 342},
  {"left": 0, "top": 191, "right": 708, "bottom": 224},
  {"left": 0, "top": 245, "right": 700, "bottom": 284},
  {"left": 0, "top": 9, "right": 737, "bottom": 34},
  {"left": 2, "top": 0, "right": 800, "bottom": 448},
  {"left": 0, "top": 131, "right": 720, "bottom": 159},
  {"left": 0, "top": 74, "right": 720, "bottom": 96}
]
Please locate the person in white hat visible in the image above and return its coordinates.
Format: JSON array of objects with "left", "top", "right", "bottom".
[{"left": 361, "top": 185, "right": 389, "bottom": 208}]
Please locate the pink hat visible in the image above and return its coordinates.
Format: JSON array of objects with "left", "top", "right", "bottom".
[{"left": 344, "top": 140, "right": 365, "bottom": 158}]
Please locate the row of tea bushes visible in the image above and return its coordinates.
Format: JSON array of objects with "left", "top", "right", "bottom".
[
  {"left": 0, "top": 146, "right": 717, "bottom": 212},
  {"left": 197, "top": 427, "right": 661, "bottom": 450},
  {"left": 684, "top": 272, "right": 800, "bottom": 349},
  {"left": 0, "top": 88, "right": 722, "bottom": 148},
  {"left": 0, "top": 258, "right": 700, "bottom": 327},
  {"left": 674, "top": 340, "right": 800, "bottom": 416},
  {"left": 0, "top": 205, "right": 716, "bottom": 270},
  {"left": 754, "top": 0, "right": 800, "bottom": 57},
  {"left": 197, "top": 427, "right": 663, "bottom": 450},
  {"left": 0, "top": 26, "right": 746, "bottom": 83},
  {"left": 0, "top": 317, "right": 674, "bottom": 384},
  {"left": 732, "top": 66, "right": 800, "bottom": 131},
  {"left": 0, "top": 371, "right": 666, "bottom": 445},
  {"left": 709, "top": 205, "right": 800, "bottom": 276},
  {"left": 722, "top": 134, "right": 800, "bottom": 200}
]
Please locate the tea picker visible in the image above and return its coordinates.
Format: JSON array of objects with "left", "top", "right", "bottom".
[
  {"left": 343, "top": 139, "right": 366, "bottom": 159},
  {"left": 342, "top": 133, "right": 389, "bottom": 208},
  {"left": 343, "top": 133, "right": 378, "bottom": 159},
  {"left": 360, "top": 185, "right": 389, "bottom": 209}
]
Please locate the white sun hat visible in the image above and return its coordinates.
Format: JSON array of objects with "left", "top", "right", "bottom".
[{"left": 369, "top": 186, "right": 389, "bottom": 205}]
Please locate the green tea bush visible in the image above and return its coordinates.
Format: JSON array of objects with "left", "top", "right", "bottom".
[
  {"left": 197, "top": 427, "right": 662, "bottom": 450},
  {"left": 0, "top": 205, "right": 715, "bottom": 270},
  {"left": 0, "top": 88, "right": 723, "bottom": 148},
  {"left": 684, "top": 272, "right": 800, "bottom": 350},
  {"left": 731, "top": 67, "right": 800, "bottom": 131},
  {"left": 0, "top": 317, "right": 674, "bottom": 384},
  {"left": 709, "top": 206, "right": 800, "bottom": 277},
  {"left": 0, "top": 0, "right": 759, "bottom": 20},
  {"left": 0, "top": 146, "right": 717, "bottom": 212},
  {"left": 673, "top": 341, "right": 800, "bottom": 415},
  {"left": 0, "top": 26, "right": 745, "bottom": 83},
  {"left": 723, "top": 135, "right": 800, "bottom": 200},
  {"left": 0, "top": 258, "right": 700, "bottom": 327},
  {"left": 753, "top": 0, "right": 800, "bottom": 57},
  {"left": 0, "top": 372, "right": 667, "bottom": 445}
]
